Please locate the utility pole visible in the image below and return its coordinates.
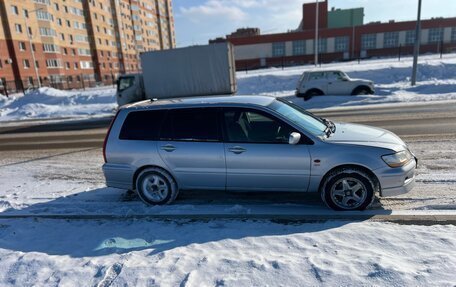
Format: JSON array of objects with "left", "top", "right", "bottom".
[
  {"left": 24, "top": 8, "right": 43, "bottom": 88},
  {"left": 411, "top": 0, "right": 422, "bottom": 86},
  {"left": 314, "top": 0, "right": 319, "bottom": 66}
]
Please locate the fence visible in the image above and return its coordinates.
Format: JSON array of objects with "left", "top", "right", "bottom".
[{"left": 0, "top": 74, "right": 117, "bottom": 97}]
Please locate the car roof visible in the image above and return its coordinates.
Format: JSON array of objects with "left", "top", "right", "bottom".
[{"left": 122, "top": 95, "right": 276, "bottom": 110}]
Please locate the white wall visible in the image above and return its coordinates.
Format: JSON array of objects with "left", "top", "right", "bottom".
[
  {"left": 234, "top": 43, "right": 272, "bottom": 60},
  {"left": 285, "top": 41, "right": 293, "bottom": 57},
  {"left": 421, "top": 29, "right": 429, "bottom": 44},
  {"left": 443, "top": 27, "right": 452, "bottom": 42},
  {"left": 398, "top": 31, "right": 406, "bottom": 46},
  {"left": 306, "top": 39, "right": 314, "bottom": 54},
  {"left": 376, "top": 33, "right": 384, "bottom": 49},
  {"left": 327, "top": 37, "right": 335, "bottom": 53}
]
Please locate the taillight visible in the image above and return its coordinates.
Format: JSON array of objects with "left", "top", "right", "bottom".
[{"left": 103, "top": 111, "right": 119, "bottom": 163}]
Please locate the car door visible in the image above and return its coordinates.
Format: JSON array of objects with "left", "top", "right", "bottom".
[
  {"left": 158, "top": 107, "right": 226, "bottom": 190},
  {"left": 326, "top": 71, "right": 352, "bottom": 95},
  {"left": 223, "top": 107, "right": 311, "bottom": 192}
]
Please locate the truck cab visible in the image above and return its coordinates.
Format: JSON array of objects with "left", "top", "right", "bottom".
[{"left": 116, "top": 74, "right": 145, "bottom": 106}]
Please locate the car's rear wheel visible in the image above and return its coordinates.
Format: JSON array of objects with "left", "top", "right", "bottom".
[
  {"left": 321, "top": 168, "right": 376, "bottom": 211},
  {"left": 304, "top": 89, "right": 323, "bottom": 101},
  {"left": 136, "top": 167, "right": 178, "bottom": 205}
]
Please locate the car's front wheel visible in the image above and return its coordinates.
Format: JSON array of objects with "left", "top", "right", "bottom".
[
  {"left": 136, "top": 167, "right": 178, "bottom": 205},
  {"left": 321, "top": 168, "right": 376, "bottom": 211}
]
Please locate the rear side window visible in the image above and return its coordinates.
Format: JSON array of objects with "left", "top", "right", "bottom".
[
  {"left": 119, "top": 110, "right": 166, "bottom": 140},
  {"left": 160, "top": 108, "right": 220, "bottom": 142}
]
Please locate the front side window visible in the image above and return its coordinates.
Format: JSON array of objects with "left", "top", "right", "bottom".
[
  {"left": 224, "top": 109, "right": 294, "bottom": 144},
  {"left": 117, "top": 76, "right": 135, "bottom": 92},
  {"left": 161, "top": 108, "right": 220, "bottom": 142},
  {"left": 268, "top": 99, "right": 327, "bottom": 137},
  {"left": 326, "top": 71, "right": 347, "bottom": 81}
]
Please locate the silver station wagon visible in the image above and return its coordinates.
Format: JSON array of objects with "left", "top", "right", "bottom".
[{"left": 102, "top": 95, "right": 417, "bottom": 211}]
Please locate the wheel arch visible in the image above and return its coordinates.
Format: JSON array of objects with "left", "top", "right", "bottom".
[
  {"left": 318, "top": 164, "right": 380, "bottom": 194},
  {"left": 351, "top": 85, "right": 372, "bottom": 95}
]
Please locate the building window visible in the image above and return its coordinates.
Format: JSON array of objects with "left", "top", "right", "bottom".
[
  {"left": 35, "top": 61, "right": 39, "bottom": 68},
  {"left": 428, "top": 28, "right": 443, "bottom": 43},
  {"left": 65, "top": 62, "right": 70, "bottom": 70},
  {"left": 36, "top": 10, "right": 53, "bottom": 21},
  {"left": 318, "top": 38, "right": 327, "bottom": 53},
  {"left": 405, "top": 30, "right": 416, "bottom": 46},
  {"left": 272, "top": 42, "right": 285, "bottom": 57},
  {"left": 19, "top": 42, "right": 26, "bottom": 51},
  {"left": 23, "top": 59, "right": 30, "bottom": 69},
  {"left": 452, "top": 27, "right": 456, "bottom": 42},
  {"left": 335, "top": 36, "right": 349, "bottom": 52},
  {"left": 15, "top": 24, "right": 22, "bottom": 33},
  {"left": 23, "top": 9, "right": 29, "bottom": 18},
  {"left": 11, "top": 6, "right": 19, "bottom": 15},
  {"left": 292, "top": 40, "right": 305, "bottom": 56},
  {"left": 384, "top": 32, "right": 399, "bottom": 48},
  {"left": 46, "top": 59, "right": 61, "bottom": 68},
  {"left": 361, "top": 34, "right": 376, "bottom": 50}
]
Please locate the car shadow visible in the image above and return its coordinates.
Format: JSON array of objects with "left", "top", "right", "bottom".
[{"left": 0, "top": 187, "right": 391, "bottom": 258}]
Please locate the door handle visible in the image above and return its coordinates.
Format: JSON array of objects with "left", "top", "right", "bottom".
[
  {"left": 228, "top": 146, "right": 246, "bottom": 154},
  {"left": 161, "top": 144, "right": 176, "bottom": 152}
]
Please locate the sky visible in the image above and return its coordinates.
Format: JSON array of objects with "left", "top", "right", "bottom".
[{"left": 172, "top": 0, "right": 456, "bottom": 47}]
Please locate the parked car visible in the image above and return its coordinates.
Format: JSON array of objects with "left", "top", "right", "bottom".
[
  {"left": 296, "top": 70, "right": 375, "bottom": 100},
  {"left": 102, "top": 95, "right": 416, "bottom": 211}
]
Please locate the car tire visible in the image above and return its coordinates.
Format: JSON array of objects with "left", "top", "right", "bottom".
[
  {"left": 136, "top": 167, "right": 179, "bottom": 205},
  {"left": 320, "top": 168, "right": 376, "bottom": 211},
  {"left": 304, "top": 89, "right": 323, "bottom": 101},
  {"left": 353, "top": 86, "right": 371, "bottom": 95}
]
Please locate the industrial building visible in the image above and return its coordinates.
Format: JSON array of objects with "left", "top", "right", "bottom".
[
  {"left": 214, "top": 0, "right": 456, "bottom": 70},
  {"left": 0, "top": 0, "right": 175, "bottom": 92}
]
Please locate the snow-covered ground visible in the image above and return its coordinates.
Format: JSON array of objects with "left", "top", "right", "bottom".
[
  {"left": 0, "top": 137, "right": 455, "bottom": 286},
  {"left": 0, "top": 218, "right": 455, "bottom": 286},
  {"left": 1, "top": 53, "right": 456, "bottom": 121}
]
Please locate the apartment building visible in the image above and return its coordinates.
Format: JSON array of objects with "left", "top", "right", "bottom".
[{"left": 0, "top": 0, "right": 175, "bottom": 91}]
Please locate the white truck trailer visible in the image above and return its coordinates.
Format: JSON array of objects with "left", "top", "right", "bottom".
[{"left": 116, "top": 43, "right": 237, "bottom": 106}]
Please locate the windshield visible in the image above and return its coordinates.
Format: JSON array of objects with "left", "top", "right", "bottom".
[{"left": 268, "top": 99, "right": 327, "bottom": 137}]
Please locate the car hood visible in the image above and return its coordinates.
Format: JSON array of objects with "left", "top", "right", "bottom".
[
  {"left": 324, "top": 122, "right": 407, "bottom": 151},
  {"left": 350, "top": 78, "right": 372, "bottom": 84}
]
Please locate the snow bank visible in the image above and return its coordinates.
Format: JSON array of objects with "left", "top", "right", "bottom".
[
  {"left": 0, "top": 86, "right": 116, "bottom": 122},
  {"left": 237, "top": 53, "right": 456, "bottom": 110},
  {"left": 1, "top": 54, "right": 456, "bottom": 122},
  {"left": 0, "top": 218, "right": 454, "bottom": 286}
]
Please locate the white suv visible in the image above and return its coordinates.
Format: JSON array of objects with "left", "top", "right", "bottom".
[{"left": 296, "top": 70, "right": 375, "bottom": 100}]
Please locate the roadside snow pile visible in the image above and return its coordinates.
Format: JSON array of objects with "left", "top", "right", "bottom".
[
  {"left": 238, "top": 53, "right": 456, "bottom": 109},
  {"left": 0, "top": 86, "right": 116, "bottom": 121},
  {"left": 0, "top": 219, "right": 454, "bottom": 286}
]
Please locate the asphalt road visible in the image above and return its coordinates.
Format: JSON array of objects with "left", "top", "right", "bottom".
[{"left": 1, "top": 101, "right": 455, "bottom": 151}]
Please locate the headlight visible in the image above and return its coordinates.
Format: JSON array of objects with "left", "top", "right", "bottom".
[{"left": 382, "top": 150, "right": 413, "bottom": 168}]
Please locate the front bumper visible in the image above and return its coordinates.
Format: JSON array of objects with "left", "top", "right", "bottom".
[{"left": 375, "top": 157, "right": 417, "bottom": 197}]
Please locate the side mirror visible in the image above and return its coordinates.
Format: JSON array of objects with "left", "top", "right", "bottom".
[{"left": 288, "top": 132, "right": 301, "bottom": 145}]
